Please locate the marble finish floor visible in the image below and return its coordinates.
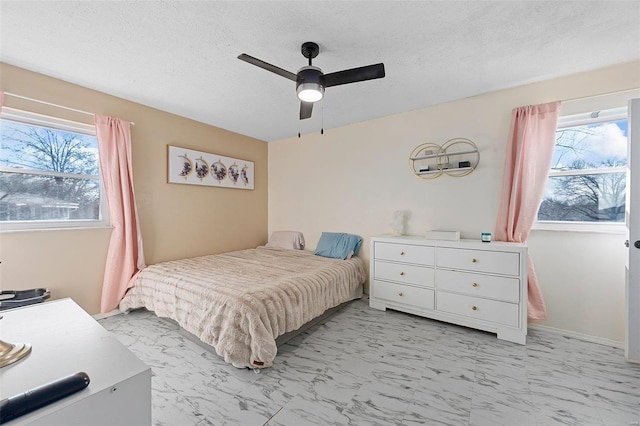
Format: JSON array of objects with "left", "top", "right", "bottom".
[{"left": 99, "top": 299, "right": 640, "bottom": 426}]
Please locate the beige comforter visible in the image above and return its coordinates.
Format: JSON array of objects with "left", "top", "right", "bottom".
[{"left": 119, "top": 247, "right": 367, "bottom": 368}]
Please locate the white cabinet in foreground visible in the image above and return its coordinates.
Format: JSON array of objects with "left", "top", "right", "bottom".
[
  {"left": 369, "top": 235, "right": 528, "bottom": 344},
  {"left": 0, "top": 298, "right": 151, "bottom": 425}
]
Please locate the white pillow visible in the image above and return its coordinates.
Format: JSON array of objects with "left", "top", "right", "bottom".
[{"left": 265, "top": 231, "right": 305, "bottom": 250}]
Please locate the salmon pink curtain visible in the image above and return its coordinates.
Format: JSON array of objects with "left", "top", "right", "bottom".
[
  {"left": 96, "top": 115, "right": 145, "bottom": 313},
  {"left": 495, "top": 101, "right": 560, "bottom": 320}
]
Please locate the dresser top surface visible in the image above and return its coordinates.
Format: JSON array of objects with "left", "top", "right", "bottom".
[
  {"left": 372, "top": 234, "right": 527, "bottom": 251},
  {"left": 0, "top": 298, "right": 149, "bottom": 399}
]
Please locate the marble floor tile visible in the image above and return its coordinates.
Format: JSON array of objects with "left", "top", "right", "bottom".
[
  {"left": 334, "top": 392, "right": 410, "bottom": 426},
  {"left": 100, "top": 299, "right": 640, "bottom": 426},
  {"left": 265, "top": 391, "right": 346, "bottom": 425},
  {"left": 404, "top": 367, "right": 474, "bottom": 425}
]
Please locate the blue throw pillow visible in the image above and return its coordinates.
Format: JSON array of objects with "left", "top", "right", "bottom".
[{"left": 314, "top": 232, "right": 363, "bottom": 260}]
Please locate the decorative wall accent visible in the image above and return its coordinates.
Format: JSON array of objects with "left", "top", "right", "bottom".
[
  {"left": 168, "top": 145, "right": 254, "bottom": 189},
  {"left": 409, "top": 138, "right": 479, "bottom": 179}
]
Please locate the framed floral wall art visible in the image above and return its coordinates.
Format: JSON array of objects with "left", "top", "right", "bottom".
[{"left": 167, "top": 145, "right": 254, "bottom": 190}]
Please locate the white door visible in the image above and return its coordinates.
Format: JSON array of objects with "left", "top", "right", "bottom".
[{"left": 626, "top": 98, "right": 640, "bottom": 362}]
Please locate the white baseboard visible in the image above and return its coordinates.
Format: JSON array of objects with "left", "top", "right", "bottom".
[
  {"left": 528, "top": 324, "right": 623, "bottom": 349},
  {"left": 92, "top": 309, "right": 121, "bottom": 320}
]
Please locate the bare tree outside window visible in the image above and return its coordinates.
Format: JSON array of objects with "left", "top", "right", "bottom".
[
  {"left": 537, "top": 119, "right": 627, "bottom": 223},
  {"left": 0, "top": 118, "right": 101, "bottom": 223}
]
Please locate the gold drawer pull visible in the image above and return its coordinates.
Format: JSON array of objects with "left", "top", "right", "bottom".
[
  {"left": 472, "top": 283, "right": 478, "bottom": 287},
  {"left": 471, "top": 305, "right": 478, "bottom": 311},
  {"left": 400, "top": 251, "right": 405, "bottom": 255},
  {"left": 398, "top": 292, "right": 403, "bottom": 297},
  {"left": 400, "top": 272, "right": 405, "bottom": 276},
  {"left": 471, "top": 258, "right": 478, "bottom": 263}
]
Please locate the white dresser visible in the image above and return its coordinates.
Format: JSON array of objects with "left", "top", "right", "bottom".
[
  {"left": 369, "top": 235, "right": 528, "bottom": 344},
  {"left": 0, "top": 298, "right": 151, "bottom": 425}
]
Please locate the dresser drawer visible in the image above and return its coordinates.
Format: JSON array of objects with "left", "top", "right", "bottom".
[
  {"left": 436, "top": 247, "right": 519, "bottom": 276},
  {"left": 373, "top": 280, "right": 435, "bottom": 310},
  {"left": 436, "top": 269, "right": 519, "bottom": 303},
  {"left": 437, "top": 292, "right": 519, "bottom": 327},
  {"left": 375, "top": 261, "right": 434, "bottom": 287},
  {"left": 375, "top": 242, "right": 434, "bottom": 265}
]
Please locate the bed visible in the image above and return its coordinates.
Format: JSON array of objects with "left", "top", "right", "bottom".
[{"left": 119, "top": 244, "right": 367, "bottom": 369}]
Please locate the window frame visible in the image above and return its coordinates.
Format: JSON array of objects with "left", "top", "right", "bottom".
[
  {"left": 533, "top": 106, "right": 628, "bottom": 233},
  {"left": 0, "top": 107, "right": 109, "bottom": 232}
]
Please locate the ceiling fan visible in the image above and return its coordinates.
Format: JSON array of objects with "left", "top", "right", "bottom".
[{"left": 238, "top": 42, "right": 385, "bottom": 120}]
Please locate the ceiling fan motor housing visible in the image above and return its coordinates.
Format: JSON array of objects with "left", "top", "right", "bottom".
[{"left": 296, "top": 66, "right": 325, "bottom": 102}]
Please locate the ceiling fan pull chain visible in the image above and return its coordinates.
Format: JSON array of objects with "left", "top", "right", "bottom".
[{"left": 321, "top": 102, "right": 324, "bottom": 135}]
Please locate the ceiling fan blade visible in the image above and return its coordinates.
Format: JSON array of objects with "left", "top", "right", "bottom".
[
  {"left": 300, "top": 102, "right": 313, "bottom": 120},
  {"left": 238, "top": 53, "right": 297, "bottom": 81},
  {"left": 324, "top": 63, "right": 385, "bottom": 88}
]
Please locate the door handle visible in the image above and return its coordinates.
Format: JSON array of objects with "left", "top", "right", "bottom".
[{"left": 635, "top": 240, "right": 640, "bottom": 249}]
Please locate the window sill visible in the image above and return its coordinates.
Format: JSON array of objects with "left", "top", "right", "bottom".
[
  {"left": 532, "top": 221, "right": 627, "bottom": 235},
  {"left": 0, "top": 223, "right": 113, "bottom": 234}
]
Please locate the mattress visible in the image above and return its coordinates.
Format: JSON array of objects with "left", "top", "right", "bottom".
[{"left": 119, "top": 247, "right": 367, "bottom": 368}]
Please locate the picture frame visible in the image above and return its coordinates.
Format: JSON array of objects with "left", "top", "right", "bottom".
[{"left": 167, "top": 145, "right": 254, "bottom": 190}]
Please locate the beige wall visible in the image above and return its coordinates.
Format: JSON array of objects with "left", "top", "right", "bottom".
[
  {"left": 0, "top": 63, "right": 268, "bottom": 314},
  {"left": 269, "top": 60, "right": 640, "bottom": 343}
]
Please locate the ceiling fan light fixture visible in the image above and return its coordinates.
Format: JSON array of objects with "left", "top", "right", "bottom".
[
  {"left": 297, "top": 83, "right": 324, "bottom": 102},
  {"left": 296, "top": 66, "right": 325, "bottom": 103}
]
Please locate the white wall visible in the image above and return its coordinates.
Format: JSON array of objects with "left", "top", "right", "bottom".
[
  {"left": 269, "top": 60, "right": 640, "bottom": 343},
  {"left": 528, "top": 230, "right": 627, "bottom": 341}
]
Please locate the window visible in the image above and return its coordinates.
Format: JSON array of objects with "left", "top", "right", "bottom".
[
  {"left": 536, "top": 107, "right": 627, "bottom": 231},
  {"left": 0, "top": 108, "right": 107, "bottom": 230}
]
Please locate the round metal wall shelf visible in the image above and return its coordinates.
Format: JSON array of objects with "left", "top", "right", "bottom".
[{"left": 409, "top": 138, "right": 479, "bottom": 179}]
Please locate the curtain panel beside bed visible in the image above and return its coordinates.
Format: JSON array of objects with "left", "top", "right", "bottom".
[{"left": 96, "top": 115, "right": 146, "bottom": 313}]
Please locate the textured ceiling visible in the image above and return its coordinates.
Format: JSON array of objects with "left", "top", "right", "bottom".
[{"left": 1, "top": 1, "right": 639, "bottom": 142}]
